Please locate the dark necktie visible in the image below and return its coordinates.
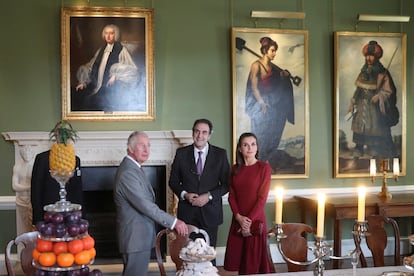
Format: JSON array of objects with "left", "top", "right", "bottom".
[{"left": 196, "top": 151, "right": 203, "bottom": 176}]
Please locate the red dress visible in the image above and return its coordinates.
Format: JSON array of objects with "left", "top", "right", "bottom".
[{"left": 224, "top": 161, "right": 272, "bottom": 275}]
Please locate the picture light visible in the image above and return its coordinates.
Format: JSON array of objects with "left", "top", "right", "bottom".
[{"left": 357, "top": 14, "right": 410, "bottom": 22}]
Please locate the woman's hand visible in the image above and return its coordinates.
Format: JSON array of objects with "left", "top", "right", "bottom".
[
  {"left": 235, "top": 213, "right": 252, "bottom": 231},
  {"left": 258, "top": 99, "right": 267, "bottom": 113}
]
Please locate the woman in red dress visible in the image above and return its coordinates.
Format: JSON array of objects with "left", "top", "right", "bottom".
[{"left": 224, "top": 132, "right": 272, "bottom": 274}]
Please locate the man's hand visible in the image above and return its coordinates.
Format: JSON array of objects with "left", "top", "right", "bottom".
[
  {"left": 371, "top": 94, "right": 379, "bottom": 103},
  {"left": 174, "top": 219, "right": 188, "bottom": 236},
  {"left": 75, "top": 83, "right": 86, "bottom": 91},
  {"left": 191, "top": 193, "right": 209, "bottom": 207},
  {"left": 185, "top": 192, "right": 199, "bottom": 204}
]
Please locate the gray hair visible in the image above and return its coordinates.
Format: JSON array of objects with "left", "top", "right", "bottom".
[
  {"left": 127, "top": 131, "right": 148, "bottom": 153},
  {"left": 102, "top": 24, "right": 120, "bottom": 41}
]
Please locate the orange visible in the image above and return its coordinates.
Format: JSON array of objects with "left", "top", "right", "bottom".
[
  {"left": 38, "top": 252, "right": 56, "bottom": 267},
  {"left": 81, "top": 235, "right": 95, "bottom": 250},
  {"left": 68, "top": 239, "right": 84, "bottom": 255},
  {"left": 87, "top": 247, "right": 96, "bottom": 259},
  {"left": 36, "top": 238, "right": 53, "bottom": 252},
  {"left": 74, "top": 250, "right": 91, "bottom": 265},
  {"left": 57, "top": 252, "right": 75, "bottom": 267},
  {"left": 32, "top": 249, "right": 41, "bottom": 261},
  {"left": 53, "top": 241, "right": 68, "bottom": 255}
]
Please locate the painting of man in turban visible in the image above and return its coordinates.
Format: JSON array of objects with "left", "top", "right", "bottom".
[{"left": 335, "top": 33, "right": 406, "bottom": 177}]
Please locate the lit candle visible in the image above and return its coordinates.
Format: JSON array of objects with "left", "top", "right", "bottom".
[
  {"left": 275, "top": 187, "right": 284, "bottom": 224},
  {"left": 316, "top": 193, "right": 325, "bottom": 238},
  {"left": 370, "top": 159, "right": 376, "bottom": 176},
  {"left": 393, "top": 158, "right": 400, "bottom": 177},
  {"left": 357, "top": 187, "right": 366, "bottom": 222}
]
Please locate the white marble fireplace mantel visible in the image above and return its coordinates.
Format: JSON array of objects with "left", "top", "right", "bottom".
[{"left": 2, "top": 130, "right": 193, "bottom": 237}]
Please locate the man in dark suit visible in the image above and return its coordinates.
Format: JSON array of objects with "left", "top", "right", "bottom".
[
  {"left": 169, "top": 118, "right": 230, "bottom": 248},
  {"left": 114, "top": 131, "right": 187, "bottom": 276},
  {"left": 31, "top": 150, "right": 83, "bottom": 225}
]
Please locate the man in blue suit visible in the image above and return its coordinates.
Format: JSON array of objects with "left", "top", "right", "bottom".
[
  {"left": 169, "top": 118, "right": 230, "bottom": 249},
  {"left": 114, "top": 131, "right": 188, "bottom": 276}
]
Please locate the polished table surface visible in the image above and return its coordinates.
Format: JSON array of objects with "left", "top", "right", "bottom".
[
  {"left": 250, "top": 266, "right": 413, "bottom": 275},
  {"left": 294, "top": 192, "right": 414, "bottom": 264}
]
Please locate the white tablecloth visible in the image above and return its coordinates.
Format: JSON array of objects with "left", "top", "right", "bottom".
[{"left": 249, "top": 266, "right": 412, "bottom": 276}]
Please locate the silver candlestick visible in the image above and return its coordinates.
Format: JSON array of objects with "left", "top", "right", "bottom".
[{"left": 270, "top": 221, "right": 369, "bottom": 276}]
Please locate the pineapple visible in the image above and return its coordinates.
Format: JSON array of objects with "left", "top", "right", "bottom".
[{"left": 49, "top": 120, "right": 78, "bottom": 174}]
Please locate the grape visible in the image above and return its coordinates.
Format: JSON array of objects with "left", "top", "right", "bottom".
[
  {"left": 47, "top": 272, "right": 62, "bottom": 276},
  {"left": 67, "top": 224, "right": 80, "bottom": 237},
  {"left": 73, "top": 210, "right": 83, "bottom": 219},
  {"left": 34, "top": 269, "right": 47, "bottom": 276},
  {"left": 78, "top": 219, "right": 89, "bottom": 234},
  {"left": 66, "top": 212, "right": 80, "bottom": 225},
  {"left": 41, "top": 223, "right": 56, "bottom": 237},
  {"left": 67, "top": 270, "right": 81, "bottom": 276},
  {"left": 79, "top": 267, "right": 90, "bottom": 276},
  {"left": 35, "top": 221, "right": 47, "bottom": 232},
  {"left": 43, "top": 212, "right": 54, "bottom": 223},
  {"left": 89, "top": 269, "right": 103, "bottom": 276},
  {"left": 54, "top": 223, "right": 67, "bottom": 238},
  {"left": 51, "top": 213, "right": 64, "bottom": 225}
]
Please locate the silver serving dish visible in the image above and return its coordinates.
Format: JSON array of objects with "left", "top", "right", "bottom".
[
  {"left": 38, "top": 231, "right": 89, "bottom": 242},
  {"left": 32, "top": 259, "right": 94, "bottom": 272},
  {"left": 43, "top": 202, "right": 82, "bottom": 213}
]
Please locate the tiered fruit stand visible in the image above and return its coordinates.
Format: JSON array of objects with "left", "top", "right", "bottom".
[{"left": 32, "top": 171, "right": 102, "bottom": 276}]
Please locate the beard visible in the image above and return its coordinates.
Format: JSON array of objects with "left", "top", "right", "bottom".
[{"left": 360, "top": 61, "right": 385, "bottom": 81}]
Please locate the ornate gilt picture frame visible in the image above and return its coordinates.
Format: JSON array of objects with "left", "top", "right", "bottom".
[
  {"left": 231, "top": 28, "right": 309, "bottom": 179},
  {"left": 61, "top": 7, "right": 154, "bottom": 121},
  {"left": 334, "top": 32, "right": 406, "bottom": 178}
]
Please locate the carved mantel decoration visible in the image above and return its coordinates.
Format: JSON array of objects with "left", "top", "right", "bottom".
[{"left": 2, "top": 130, "right": 193, "bottom": 237}]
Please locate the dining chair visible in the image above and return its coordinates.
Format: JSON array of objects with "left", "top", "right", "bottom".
[
  {"left": 5, "top": 231, "right": 39, "bottom": 276},
  {"left": 353, "top": 214, "right": 400, "bottom": 267},
  {"left": 155, "top": 224, "right": 210, "bottom": 276},
  {"left": 267, "top": 222, "right": 314, "bottom": 272}
]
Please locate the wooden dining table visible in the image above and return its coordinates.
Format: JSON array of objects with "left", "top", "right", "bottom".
[{"left": 294, "top": 192, "right": 414, "bottom": 267}]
